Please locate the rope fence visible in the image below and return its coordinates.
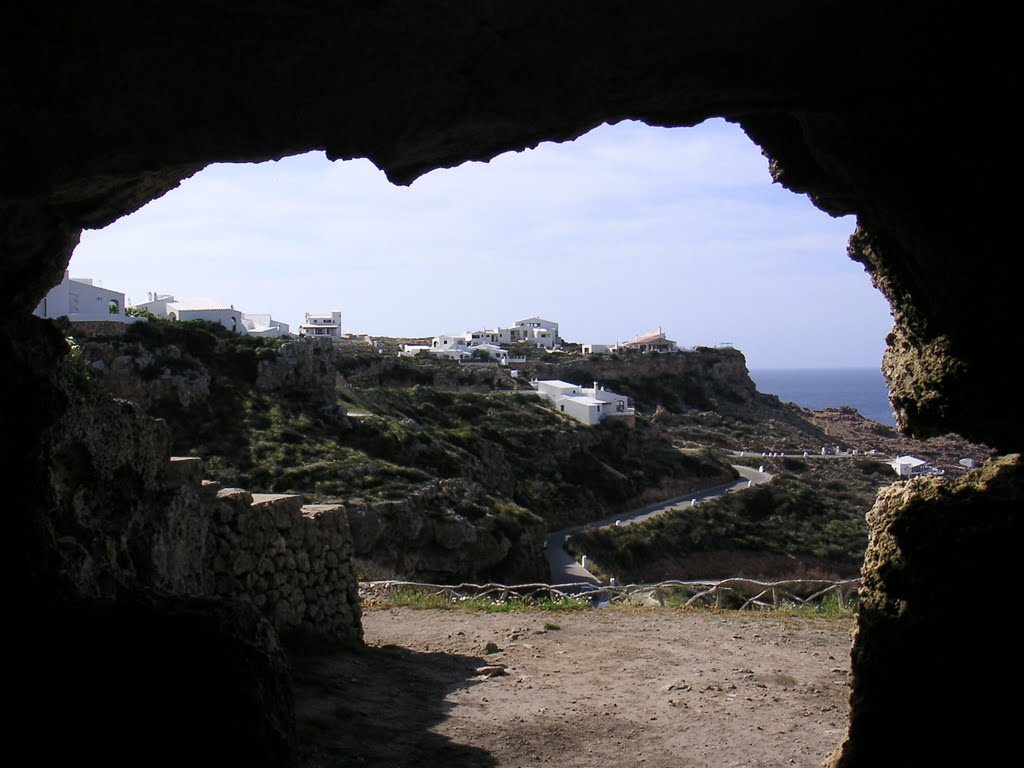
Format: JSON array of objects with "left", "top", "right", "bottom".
[{"left": 360, "top": 577, "right": 861, "bottom": 612}]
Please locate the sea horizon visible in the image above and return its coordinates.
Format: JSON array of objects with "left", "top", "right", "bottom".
[{"left": 748, "top": 366, "right": 896, "bottom": 427}]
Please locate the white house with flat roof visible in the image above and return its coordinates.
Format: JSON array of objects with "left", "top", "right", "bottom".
[
  {"left": 509, "top": 317, "right": 559, "bottom": 348},
  {"left": 132, "top": 293, "right": 248, "bottom": 334},
  {"left": 242, "top": 313, "right": 290, "bottom": 337},
  {"left": 890, "top": 455, "right": 944, "bottom": 478},
  {"left": 34, "top": 271, "right": 134, "bottom": 323},
  {"left": 532, "top": 379, "right": 635, "bottom": 426},
  {"left": 299, "top": 311, "right": 342, "bottom": 339},
  {"left": 555, "top": 394, "right": 607, "bottom": 425}
]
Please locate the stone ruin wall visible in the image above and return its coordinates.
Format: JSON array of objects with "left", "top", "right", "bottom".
[
  {"left": 50, "top": 389, "right": 362, "bottom": 645},
  {"left": 149, "top": 457, "right": 363, "bottom": 644},
  {"left": 207, "top": 485, "right": 362, "bottom": 642}
]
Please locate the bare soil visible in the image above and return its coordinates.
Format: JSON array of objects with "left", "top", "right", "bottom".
[{"left": 292, "top": 607, "right": 854, "bottom": 767}]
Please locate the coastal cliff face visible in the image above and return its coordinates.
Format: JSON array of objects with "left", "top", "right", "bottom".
[
  {"left": 522, "top": 346, "right": 763, "bottom": 416},
  {"left": 2, "top": 5, "right": 1018, "bottom": 766}
]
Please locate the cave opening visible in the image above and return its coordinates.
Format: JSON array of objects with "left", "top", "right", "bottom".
[{"left": 48, "top": 117, "right": 907, "bottom": 765}]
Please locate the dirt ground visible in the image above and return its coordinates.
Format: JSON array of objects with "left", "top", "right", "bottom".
[{"left": 292, "top": 606, "right": 854, "bottom": 768}]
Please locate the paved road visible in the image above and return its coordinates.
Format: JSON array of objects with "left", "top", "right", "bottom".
[{"left": 544, "top": 464, "right": 773, "bottom": 586}]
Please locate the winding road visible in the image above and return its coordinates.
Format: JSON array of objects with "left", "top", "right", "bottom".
[{"left": 543, "top": 464, "right": 773, "bottom": 585}]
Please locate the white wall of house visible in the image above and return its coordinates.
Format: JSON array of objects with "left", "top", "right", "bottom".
[
  {"left": 432, "top": 334, "right": 468, "bottom": 349},
  {"left": 515, "top": 316, "right": 558, "bottom": 337},
  {"left": 35, "top": 272, "right": 130, "bottom": 322},
  {"left": 130, "top": 294, "right": 249, "bottom": 334},
  {"left": 243, "top": 313, "right": 290, "bottom": 337},
  {"left": 466, "top": 329, "right": 500, "bottom": 345},
  {"left": 466, "top": 343, "right": 509, "bottom": 363},
  {"left": 583, "top": 344, "right": 613, "bottom": 355},
  {"left": 399, "top": 344, "right": 433, "bottom": 357},
  {"left": 131, "top": 293, "right": 178, "bottom": 317},
  {"left": 582, "top": 382, "right": 634, "bottom": 415},
  {"left": 503, "top": 318, "right": 558, "bottom": 348},
  {"left": 435, "top": 347, "right": 471, "bottom": 361},
  {"left": 890, "top": 456, "right": 929, "bottom": 477},
  {"left": 178, "top": 307, "right": 248, "bottom": 334},
  {"left": 556, "top": 395, "right": 605, "bottom": 425}
]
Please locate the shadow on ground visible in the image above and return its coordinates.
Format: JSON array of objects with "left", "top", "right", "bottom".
[{"left": 288, "top": 637, "right": 495, "bottom": 768}]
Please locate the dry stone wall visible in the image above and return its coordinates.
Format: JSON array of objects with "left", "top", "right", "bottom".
[
  {"left": 47, "top": 383, "right": 362, "bottom": 643},
  {"left": 207, "top": 487, "right": 362, "bottom": 642}
]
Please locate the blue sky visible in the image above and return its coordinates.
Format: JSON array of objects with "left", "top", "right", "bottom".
[{"left": 67, "top": 118, "right": 893, "bottom": 369}]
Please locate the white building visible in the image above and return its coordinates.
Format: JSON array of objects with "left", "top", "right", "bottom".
[
  {"left": 466, "top": 329, "right": 501, "bottom": 346},
  {"left": 132, "top": 293, "right": 247, "bottom": 334},
  {"left": 432, "top": 334, "right": 469, "bottom": 351},
  {"left": 34, "top": 271, "right": 134, "bottom": 323},
  {"left": 890, "top": 455, "right": 944, "bottom": 478},
  {"left": 532, "top": 379, "right": 635, "bottom": 426},
  {"left": 582, "top": 343, "right": 614, "bottom": 355},
  {"left": 581, "top": 381, "right": 635, "bottom": 418},
  {"left": 556, "top": 394, "right": 607, "bottom": 425},
  {"left": 509, "top": 316, "right": 559, "bottom": 348},
  {"left": 466, "top": 343, "right": 509, "bottom": 364},
  {"left": 299, "top": 311, "right": 343, "bottom": 339},
  {"left": 242, "top": 313, "right": 290, "bottom": 337},
  {"left": 619, "top": 329, "right": 678, "bottom": 353}
]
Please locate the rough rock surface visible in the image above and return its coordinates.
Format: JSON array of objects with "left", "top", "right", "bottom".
[{"left": 822, "top": 454, "right": 1024, "bottom": 767}]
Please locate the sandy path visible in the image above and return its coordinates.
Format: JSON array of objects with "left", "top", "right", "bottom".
[{"left": 293, "top": 606, "right": 853, "bottom": 767}]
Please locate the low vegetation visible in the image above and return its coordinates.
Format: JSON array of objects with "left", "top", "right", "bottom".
[{"left": 568, "top": 457, "right": 891, "bottom": 582}]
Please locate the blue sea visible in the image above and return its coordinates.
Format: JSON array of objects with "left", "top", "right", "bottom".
[{"left": 748, "top": 368, "right": 896, "bottom": 427}]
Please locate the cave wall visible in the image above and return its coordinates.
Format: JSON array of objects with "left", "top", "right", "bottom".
[{"left": 2, "top": 2, "right": 1019, "bottom": 766}]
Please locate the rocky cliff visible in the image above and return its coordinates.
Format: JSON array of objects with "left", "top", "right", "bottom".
[{"left": 71, "top": 321, "right": 738, "bottom": 583}]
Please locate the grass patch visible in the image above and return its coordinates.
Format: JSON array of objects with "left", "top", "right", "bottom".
[{"left": 363, "top": 587, "right": 591, "bottom": 613}]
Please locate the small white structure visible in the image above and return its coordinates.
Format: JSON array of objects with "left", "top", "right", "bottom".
[
  {"left": 241, "top": 313, "right": 290, "bottom": 337},
  {"left": 890, "top": 455, "right": 942, "bottom": 478},
  {"left": 582, "top": 343, "right": 614, "bottom": 355},
  {"left": 132, "top": 293, "right": 247, "bottom": 334},
  {"left": 399, "top": 344, "right": 434, "bottom": 358},
  {"left": 34, "top": 271, "right": 135, "bottom": 323},
  {"left": 299, "top": 311, "right": 343, "bottom": 339}
]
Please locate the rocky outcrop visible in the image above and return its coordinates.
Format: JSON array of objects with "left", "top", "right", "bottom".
[
  {"left": 256, "top": 336, "right": 342, "bottom": 402},
  {"left": 345, "top": 478, "right": 545, "bottom": 583},
  {"left": 823, "top": 455, "right": 1024, "bottom": 767}
]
